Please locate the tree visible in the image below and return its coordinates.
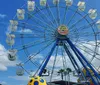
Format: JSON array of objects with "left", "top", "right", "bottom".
[
  {"left": 57, "top": 69, "right": 65, "bottom": 80},
  {"left": 65, "top": 68, "right": 72, "bottom": 85},
  {"left": 57, "top": 68, "right": 72, "bottom": 84}
]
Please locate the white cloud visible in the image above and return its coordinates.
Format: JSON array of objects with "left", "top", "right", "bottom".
[
  {"left": 0, "top": 64, "right": 7, "bottom": 71},
  {"left": 47, "top": 55, "right": 73, "bottom": 69},
  {"left": 8, "top": 76, "right": 29, "bottom": 81},
  {"left": 0, "top": 44, "right": 19, "bottom": 71},
  {"left": 0, "top": 14, "right": 6, "bottom": 18}
]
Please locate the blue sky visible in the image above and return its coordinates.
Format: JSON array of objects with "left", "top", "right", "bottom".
[{"left": 0, "top": 0, "right": 100, "bottom": 85}]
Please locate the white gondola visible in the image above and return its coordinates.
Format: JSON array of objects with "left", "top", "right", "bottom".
[
  {"left": 16, "top": 68, "right": 24, "bottom": 76},
  {"left": 65, "top": 0, "right": 73, "bottom": 6},
  {"left": 96, "top": 20, "right": 100, "bottom": 29},
  {"left": 28, "top": 1, "right": 35, "bottom": 11},
  {"left": 88, "top": 9, "right": 97, "bottom": 19},
  {"left": 6, "top": 38, "right": 15, "bottom": 46},
  {"left": 40, "top": 0, "right": 47, "bottom": 6},
  {"left": 6, "top": 33, "right": 15, "bottom": 38},
  {"left": 7, "top": 49, "right": 17, "bottom": 61},
  {"left": 9, "top": 20, "right": 18, "bottom": 32},
  {"left": 53, "top": 0, "right": 59, "bottom": 5},
  {"left": 17, "top": 9, "right": 25, "bottom": 20},
  {"left": 16, "top": 63, "right": 24, "bottom": 76},
  {"left": 77, "top": 1, "right": 86, "bottom": 12},
  {"left": 6, "top": 34, "right": 15, "bottom": 46}
]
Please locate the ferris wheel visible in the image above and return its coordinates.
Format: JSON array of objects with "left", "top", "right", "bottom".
[{"left": 6, "top": 0, "right": 100, "bottom": 85}]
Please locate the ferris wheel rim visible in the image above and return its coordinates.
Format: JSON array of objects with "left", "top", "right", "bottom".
[{"left": 12, "top": 4, "right": 99, "bottom": 62}]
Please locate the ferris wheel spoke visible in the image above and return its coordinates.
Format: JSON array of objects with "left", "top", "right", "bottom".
[
  {"left": 75, "top": 37, "right": 95, "bottom": 44},
  {"left": 70, "top": 28, "right": 96, "bottom": 38},
  {"left": 75, "top": 45, "right": 94, "bottom": 57},
  {"left": 97, "top": 66, "right": 100, "bottom": 71},
  {"left": 69, "top": 27, "right": 79, "bottom": 34},
  {"left": 18, "top": 21, "right": 44, "bottom": 33},
  {"left": 62, "top": 6, "right": 68, "bottom": 24},
  {"left": 18, "top": 21, "right": 55, "bottom": 34},
  {"left": 61, "top": 47, "right": 65, "bottom": 69},
  {"left": 77, "top": 40, "right": 98, "bottom": 48},
  {"left": 23, "top": 45, "right": 45, "bottom": 70},
  {"left": 14, "top": 33, "right": 45, "bottom": 38},
  {"left": 61, "top": 45, "right": 69, "bottom": 82},
  {"left": 14, "top": 30, "right": 54, "bottom": 40},
  {"left": 70, "top": 21, "right": 96, "bottom": 33},
  {"left": 26, "top": 7, "right": 53, "bottom": 30},
  {"left": 26, "top": 11, "right": 56, "bottom": 32},
  {"left": 46, "top": 4, "right": 58, "bottom": 27},
  {"left": 28, "top": 16, "right": 55, "bottom": 33},
  {"left": 83, "top": 41, "right": 100, "bottom": 48},
  {"left": 69, "top": 25, "right": 88, "bottom": 35},
  {"left": 70, "top": 29, "right": 93, "bottom": 38},
  {"left": 15, "top": 23, "right": 55, "bottom": 38},
  {"left": 68, "top": 36, "right": 79, "bottom": 40},
  {"left": 56, "top": 3, "right": 61, "bottom": 26},
  {"left": 50, "top": 46, "right": 59, "bottom": 82},
  {"left": 67, "top": 9, "right": 78, "bottom": 26},
  {"left": 75, "top": 45, "right": 100, "bottom": 60},
  {"left": 62, "top": 45, "right": 68, "bottom": 69},
  {"left": 35, "top": 5, "right": 56, "bottom": 29},
  {"left": 16, "top": 39, "right": 54, "bottom": 51},
  {"left": 45, "top": 6, "right": 57, "bottom": 28},
  {"left": 70, "top": 29, "right": 96, "bottom": 38},
  {"left": 23, "top": 39, "right": 56, "bottom": 64},
  {"left": 45, "top": 6, "right": 58, "bottom": 28},
  {"left": 16, "top": 36, "right": 45, "bottom": 39},
  {"left": 75, "top": 31, "right": 99, "bottom": 39},
  {"left": 69, "top": 14, "right": 88, "bottom": 31},
  {"left": 23, "top": 40, "right": 56, "bottom": 68},
  {"left": 23, "top": 48, "right": 40, "bottom": 68},
  {"left": 55, "top": 51, "right": 64, "bottom": 67},
  {"left": 68, "top": 30, "right": 80, "bottom": 41},
  {"left": 82, "top": 36, "right": 96, "bottom": 42},
  {"left": 77, "top": 43, "right": 100, "bottom": 57},
  {"left": 78, "top": 33, "right": 96, "bottom": 38}
]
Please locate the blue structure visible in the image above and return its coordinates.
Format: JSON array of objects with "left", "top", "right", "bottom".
[{"left": 38, "top": 35, "right": 100, "bottom": 85}]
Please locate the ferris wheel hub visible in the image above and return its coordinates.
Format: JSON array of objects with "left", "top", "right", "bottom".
[{"left": 57, "top": 25, "right": 69, "bottom": 35}]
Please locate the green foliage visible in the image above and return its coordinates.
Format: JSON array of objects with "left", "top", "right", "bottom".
[{"left": 57, "top": 68, "right": 72, "bottom": 80}]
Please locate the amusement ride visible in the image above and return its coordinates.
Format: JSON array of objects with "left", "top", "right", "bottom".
[{"left": 6, "top": 0, "right": 100, "bottom": 85}]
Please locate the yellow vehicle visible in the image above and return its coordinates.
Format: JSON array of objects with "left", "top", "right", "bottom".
[{"left": 28, "top": 76, "right": 47, "bottom": 85}]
